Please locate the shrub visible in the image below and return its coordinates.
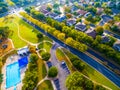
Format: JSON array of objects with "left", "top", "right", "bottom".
[
  {"left": 48, "top": 66, "right": 58, "bottom": 77},
  {"left": 41, "top": 52, "right": 51, "bottom": 61}
]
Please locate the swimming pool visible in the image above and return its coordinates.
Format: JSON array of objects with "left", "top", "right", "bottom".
[{"left": 6, "top": 62, "right": 21, "bottom": 88}]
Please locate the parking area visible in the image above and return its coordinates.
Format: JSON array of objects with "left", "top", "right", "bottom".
[{"left": 60, "top": 61, "right": 70, "bottom": 75}]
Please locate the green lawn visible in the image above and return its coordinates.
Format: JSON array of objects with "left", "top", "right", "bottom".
[
  {"left": 37, "top": 58, "right": 47, "bottom": 81},
  {"left": 37, "top": 80, "right": 53, "bottom": 90},
  {"left": 0, "top": 15, "right": 52, "bottom": 49},
  {"left": 1, "top": 22, "right": 27, "bottom": 48},
  {"left": 84, "top": 66, "right": 120, "bottom": 90},
  {"left": 62, "top": 48, "right": 120, "bottom": 90},
  {"left": 56, "top": 48, "right": 75, "bottom": 73},
  {"left": 18, "top": 18, "right": 39, "bottom": 44},
  {"left": 38, "top": 42, "right": 53, "bottom": 53}
]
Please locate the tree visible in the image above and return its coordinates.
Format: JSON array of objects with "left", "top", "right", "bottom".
[
  {"left": 103, "top": 23, "right": 110, "bottom": 30},
  {"left": 48, "top": 66, "right": 58, "bottom": 77},
  {"left": 0, "top": 27, "right": 10, "bottom": 39},
  {"left": 41, "top": 52, "right": 51, "bottom": 61},
  {"left": 86, "top": 7, "right": 97, "bottom": 14},
  {"left": 22, "top": 70, "right": 38, "bottom": 90},
  {"left": 53, "top": 3, "right": 59, "bottom": 9},
  {"left": 0, "top": 73, "right": 3, "bottom": 83},
  {"left": 28, "top": 45, "right": 36, "bottom": 53},
  {"left": 116, "top": 2, "right": 120, "bottom": 10},
  {"left": 53, "top": 30, "right": 60, "bottom": 37},
  {"left": 66, "top": 13, "right": 72, "bottom": 19},
  {"left": 84, "top": 79, "right": 94, "bottom": 90},
  {"left": 95, "top": 26, "right": 104, "bottom": 35},
  {"left": 66, "top": 71, "right": 84, "bottom": 90},
  {"left": 104, "top": 8, "right": 112, "bottom": 15},
  {"left": 94, "top": 2, "right": 101, "bottom": 7},
  {"left": 0, "top": 2, "right": 8, "bottom": 14},
  {"left": 57, "top": 33, "right": 65, "bottom": 41},
  {"left": 111, "top": 25, "right": 119, "bottom": 32},
  {"left": 25, "top": 7, "right": 31, "bottom": 13},
  {"left": 47, "top": 6, "right": 52, "bottom": 11},
  {"left": 95, "top": 85, "right": 106, "bottom": 90},
  {"left": 37, "top": 33, "right": 43, "bottom": 40},
  {"left": 64, "top": 6, "right": 71, "bottom": 13},
  {"left": 65, "top": 37, "right": 74, "bottom": 45},
  {"left": 73, "top": 60, "right": 85, "bottom": 71},
  {"left": 86, "top": 15, "right": 93, "bottom": 22},
  {"left": 29, "top": 53, "right": 39, "bottom": 63},
  {"left": 0, "top": 57, "right": 3, "bottom": 69}
]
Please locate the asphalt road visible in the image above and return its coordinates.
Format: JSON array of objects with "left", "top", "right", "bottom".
[
  {"left": 87, "top": 48, "right": 120, "bottom": 70},
  {"left": 104, "top": 30, "right": 120, "bottom": 40},
  {"left": 23, "top": 19, "right": 120, "bottom": 88}
]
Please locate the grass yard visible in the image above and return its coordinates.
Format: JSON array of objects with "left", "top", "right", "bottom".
[
  {"left": 37, "top": 58, "right": 47, "bottom": 81},
  {"left": 0, "top": 15, "right": 51, "bottom": 48},
  {"left": 62, "top": 48, "right": 120, "bottom": 90},
  {"left": 84, "top": 66, "right": 120, "bottom": 90},
  {"left": 0, "top": 17, "right": 27, "bottom": 48},
  {"left": 56, "top": 48, "right": 75, "bottom": 73},
  {"left": 37, "top": 80, "right": 53, "bottom": 90},
  {"left": 38, "top": 42, "right": 53, "bottom": 53}
]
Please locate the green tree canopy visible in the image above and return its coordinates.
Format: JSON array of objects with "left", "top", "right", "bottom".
[
  {"left": 29, "top": 53, "right": 39, "bottom": 63},
  {"left": 48, "top": 66, "right": 58, "bottom": 77},
  {"left": 66, "top": 71, "right": 84, "bottom": 90},
  {"left": 41, "top": 52, "right": 51, "bottom": 61},
  {"left": 95, "top": 26, "right": 104, "bottom": 35}
]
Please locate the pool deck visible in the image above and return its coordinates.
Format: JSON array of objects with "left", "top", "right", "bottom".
[{"left": 1, "top": 55, "right": 25, "bottom": 90}]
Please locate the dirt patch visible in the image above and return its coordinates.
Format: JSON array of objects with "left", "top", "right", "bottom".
[{"left": 0, "top": 39, "right": 13, "bottom": 56}]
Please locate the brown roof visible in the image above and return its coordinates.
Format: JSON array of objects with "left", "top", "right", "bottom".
[
  {"left": 76, "top": 10, "right": 87, "bottom": 15},
  {"left": 85, "top": 28, "right": 96, "bottom": 38},
  {"left": 115, "top": 22, "right": 120, "bottom": 28}
]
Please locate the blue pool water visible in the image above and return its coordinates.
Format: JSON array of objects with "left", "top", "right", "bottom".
[{"left": 6, "top": 62, "right": 21, "bottom": 88}]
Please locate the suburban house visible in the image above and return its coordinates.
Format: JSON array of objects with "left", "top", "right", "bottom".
[
  {"left": 59, "top": 0, "right": 66, "bottom": 5},
  {"left": 101, "top": 35, "right": 111, "bottom": 43},
  {"left": 115, "top": 22, "right": 120, "bottom": 29},
  {"left": 78, "top": 2, "right": 84, "bottom": 6},
  {"left": 55, "top": 15, "right": 66, "bottom": 22},
  {"left": 97, "top": 8, "right": 104, "bottom": 15},
  {"left": 113, "top": 40, "right": 120, "bottom": 52},
  {"left": 84, "top": 12, "right": 92, "bottom": 18},
  {"left": 76, "top": 9, "right": 87, "bottom": 17},
  {"left": 99, "top": 20, "right": 105, "bottom": 26},
  {"left": 85, "top": 28, "right": 96, "bottom": 38},
  {"left": 107, "top": 1, "right": 116, "bottom": 8},
  {"left": 112, "top": 8, "right": 120, "bottom": 15},
  {"left": 39, "top": 5, "right": 47, "bottom": 11},
  {"left": 71, "top": 5, "right": 79, "bottom": 12},
  {"left": 89, "top": 2, "right": 94, "bottom": 5},
  {"left": 116, "top": 2, "right": 120, "bottom": 8},
  {"left": 75, "top": 23, "right": 87, "bottom": 32},
  {"left": 101, "top": 15, "right": 113, "bottom": 23},
  {"left": 40, "top": 9, "right": 50, "bottom": 16},
  {"left": 66, "top": 18, "right": 76, "bottom": 26},
  {"left": 49, "top": 12, "right": 59, "bottom": 19}
]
